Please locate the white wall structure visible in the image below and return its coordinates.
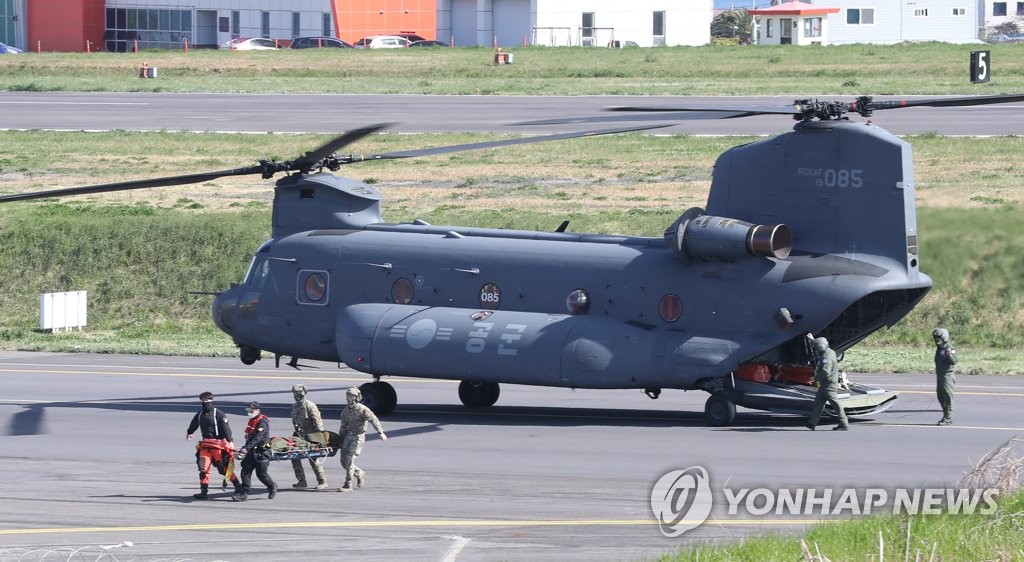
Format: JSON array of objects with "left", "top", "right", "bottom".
[
  {"left": 439, "top": 0, "right": 712, "bottom": 47},
  {"left": 40, "top": 291, "right": 88, "bottom": 332},
  {"left": 825, "top": 0, "right": 980, "bottom": 44}
]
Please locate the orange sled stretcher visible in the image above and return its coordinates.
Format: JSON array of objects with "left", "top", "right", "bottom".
[{"left": 267, "top": 430, "right": 341, "bottom": 462}]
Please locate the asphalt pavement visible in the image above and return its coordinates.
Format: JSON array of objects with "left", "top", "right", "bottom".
[{"left": 1, "top": 351, "right": 1023, "bottom": 561}]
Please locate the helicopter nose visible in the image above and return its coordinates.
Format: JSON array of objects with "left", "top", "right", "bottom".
[{"left": 212, "top": 287, "right": 239, "bottom": 333}]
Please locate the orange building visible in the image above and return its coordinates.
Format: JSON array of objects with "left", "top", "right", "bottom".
[
  {"left": 27, "top": 0, "right": 105, "bottom": 52},
  {"left": 332, "top": 0, "right": 437, "bottom": 45}
]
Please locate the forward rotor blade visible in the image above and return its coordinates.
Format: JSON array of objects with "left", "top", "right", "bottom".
[
  {"left": 291, "top": 124, "right": 391, "bottom": 170},
  {"left": 0, "top": 165, "right": 263, "bottom": 204},
  {"left": 335, "top": 124, "right": 673, "bottom": 163}
]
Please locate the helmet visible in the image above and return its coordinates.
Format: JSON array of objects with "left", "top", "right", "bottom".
[
  {"left": 246, "top": 401, "right": 261, "bottom": 412},
  {"left": 932, "top": 328, "right": 949, "bottom": 344},
  {"left": 345, "top": 387, "right": 362, "bottom": 404},
  {"left": 812, "top": 337, "right": 829, "bottom": 353}
]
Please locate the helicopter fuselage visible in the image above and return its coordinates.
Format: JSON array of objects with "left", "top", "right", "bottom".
[{"left": 212, "top": 120, "right": 932, "bottom": 395}]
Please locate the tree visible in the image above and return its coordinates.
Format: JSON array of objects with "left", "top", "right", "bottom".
[{"left": 711, "top": 9, "right": 754, "bottom": 45}]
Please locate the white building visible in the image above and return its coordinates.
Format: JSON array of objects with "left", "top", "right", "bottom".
[
  {"left": 825, "top": 0, "right": 980, "bottom": 44},
  {"left": 750, "top": 1, "right": 840, "bottom": 45},
  {"left": 979, "top": 0, "right": 1024, "bottom": 31}
]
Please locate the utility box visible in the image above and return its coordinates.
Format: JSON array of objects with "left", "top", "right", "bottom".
[
  {"left": 40, "top": 291, "right": 88, "bottom": 332},
  {"left": 493, "top": 51, "right": 513, "bottom": 64}
]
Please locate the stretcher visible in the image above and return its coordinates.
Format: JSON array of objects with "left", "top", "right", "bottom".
[{"left": 266, "top": 430, "right": 341, "bottom": 462}]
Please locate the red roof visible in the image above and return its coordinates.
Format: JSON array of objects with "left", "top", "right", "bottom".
[{"left": 749, "top": 1, "right": 840, "bottom": 15}]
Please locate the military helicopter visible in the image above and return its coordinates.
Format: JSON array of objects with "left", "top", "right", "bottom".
[{"left": 4, "top": 93, "right": 1023, "bottom": 426}]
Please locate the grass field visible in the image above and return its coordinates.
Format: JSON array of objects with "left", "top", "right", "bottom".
[{"left": 1, "top": 42, "right": 1023, "bottom": 95}]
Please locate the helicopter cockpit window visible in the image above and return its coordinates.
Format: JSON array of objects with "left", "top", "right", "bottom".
[
  {"left": 297, "top": 270, "right": 329, "bottom": 305},
  {"left": 659, "top": 294, "right": 683, "bottom": 322},
  {"left": 245, "top": 257, "right": 271, "bottom": 288}
]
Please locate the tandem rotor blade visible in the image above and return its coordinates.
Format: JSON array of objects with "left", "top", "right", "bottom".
[
  {"left": 333, "top": 123, "right": 673, "bottom": 163},
  {"left": 0, "top": 126, "right": 392, "bottom": 204},
  {"left": 0, "top": 165, "right": 264, "bottom": 203},
  {"left": 519, "top": 93, "right": 1024, "bottom": 125},
  {"left": 290, "top": 124, "right": 391, "bottom": 171}
]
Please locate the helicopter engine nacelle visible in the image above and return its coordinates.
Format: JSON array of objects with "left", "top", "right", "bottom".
[{"left": 664, "top": 207, "right": 792, "bottom": 263}]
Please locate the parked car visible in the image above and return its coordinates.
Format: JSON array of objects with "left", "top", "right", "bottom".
[
  {"left": 0, "top": 41, "right": 22, "bottom": 54},
  {"left": 222, "top": 37, "right": 279, "bottom": 50},
  {"left": 353, "top": 35, "right": 410, "bottom": 49},
  {"left": 409, "top": 40, "right": 449, "bottom": 48},
  {"left": 290, "top": 36, "right": 353, "bottom": 49},
  {"left": 393, "top": 32, "right": 427, "bottom": 43}
]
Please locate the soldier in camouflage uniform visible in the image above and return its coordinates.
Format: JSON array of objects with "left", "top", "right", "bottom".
[
  {"left": 337, "top": 387, "right": 387, "bottom": 492},
  {"left": 290, "top": 384, "right": 329, "bottom": 489},
  {"left": 933, "top": 328, "right": 958, "bottom": 426},
  {"left": 804, "top": 336, "right": 850, "bottom": 431}
]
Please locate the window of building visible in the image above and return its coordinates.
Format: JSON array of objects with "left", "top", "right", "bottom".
[
  {"left": 913, "top": 8, "right": 929, "bottom": 16},
  {"left": 322, "top": 13, "right": 332, "bottom": 36},
  {"left": 232, "top": 11, "right": 240, "bottom": 36},
  {"left": 104, "top": 7, "right": 192, "bottom": 51},
  {"left": 767, "top": 19, "right": 774, "bottom": 37},
  {"left": 653, "top": 11, "right": 665, "bottom": 46},
  {"left": 846, "top": 8, "right": 875, "bottom": 24},
  {"left": 803, "top": 17, "right": 822, "bottom": 36},
  {"left": 1017, "top": 2, "right": 1024, "bottom": 15},
  {"left": 581, "top": 12, "right": 594, "bottom": 45},
  {"left": 951, "top": 7, "right": 966, "bottom": 15},
  {"left": 292, "top": 12, "right": 300, "bottom": 37},
  {"left": 261, "top": 11, "right": 270, "bottom": 38},
  {"left": 993, "top": 2, "right": 1007, "bottom": 15}
]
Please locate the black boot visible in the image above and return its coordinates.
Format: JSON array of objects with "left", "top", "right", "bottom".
[{"left": 193, "top": 484, "right": 209, "bottom": 500}]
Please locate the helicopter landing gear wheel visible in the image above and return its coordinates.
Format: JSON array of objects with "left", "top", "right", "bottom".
[
  {"left": 358, "top": 381, "right": 397, "bottom": 416},
  {"left": 704, "top": 393, "right": 736, "bottom": 427},
  {"left": 458, "top": 381, "right": 500, "bottom": 408},
  {"left": 239, "top": 345, "right": 261, "bottom": 365}
]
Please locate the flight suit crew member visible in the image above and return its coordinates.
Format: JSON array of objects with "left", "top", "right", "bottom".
[
  {"left": 290, "top": 384, "right": 329, "bottom": 489},
  {"left": 933, "top": 328, "right": 958, "bottom": 426},
  {"left": 233, "top": 401, "right": 277, "bottom": 502},
  {"left": 186, "top": 391, "right": 242, "bottom": 499},
  {"left": 337, "top": 387, "right": 387, "bottom": 492},
  {"left": 805, "top": 337, "right": 850, "bottom": 431}
]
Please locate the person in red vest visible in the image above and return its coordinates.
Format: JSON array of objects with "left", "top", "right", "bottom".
[
  {"left": 186, "top": 391, "right": 241, "bottom": 499},
  {"left": 233, "top": 401, "right": 277, "bottom": 502}
]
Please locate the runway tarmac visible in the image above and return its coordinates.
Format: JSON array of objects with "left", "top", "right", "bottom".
[{"left": 1, "top": 351, "right": 1023, "bottom": 561}]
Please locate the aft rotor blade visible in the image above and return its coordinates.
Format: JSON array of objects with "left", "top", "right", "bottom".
[
  {"left": 515, "top": 110, "right": 772, "bottom": 126},
  {"left": 291, "top": 124, "right": 391, "bottom": 170},
  {"left": 859, "top": 93, "right": 1024, "bottom": 112},
  {"left": 335, "top": 124, "right": 673, "bottom": 163},
  {"left": 0, "top": 165, "right": 263, "bottom": 204}
]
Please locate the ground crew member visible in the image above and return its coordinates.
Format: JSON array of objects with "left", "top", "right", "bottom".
[
  {"left": 805, "top": 336, "right": 850, "bottom": 431},
  {"left": 290, "top": 384, "right": 329, "bottom": 489},
  {"left": 233, "top": 401, "right": 277, "bottom": 502},
  {"left": 933, "top": 327, "right": 958, "bottom": 426},
  {"left": 337, "top": 387, "right": 387, "bottom": 492},
  {"left": 185, "top": 391, "right": 241, "bottom": 499}
]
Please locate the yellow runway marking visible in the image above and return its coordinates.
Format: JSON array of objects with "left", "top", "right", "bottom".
[
  {"left": 875, "top": 423, "right": 1024, "bottom": 431},
  {"left": 896, "top": 390, "right": 1024, "bottom": 397},
  {"left": 0, "top": 518, "right": 820, "bottom": 535}
]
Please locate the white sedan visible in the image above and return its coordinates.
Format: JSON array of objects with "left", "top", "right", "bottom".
[{"left": 222, "top": 38, "right": 280, "bottom": 50}]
